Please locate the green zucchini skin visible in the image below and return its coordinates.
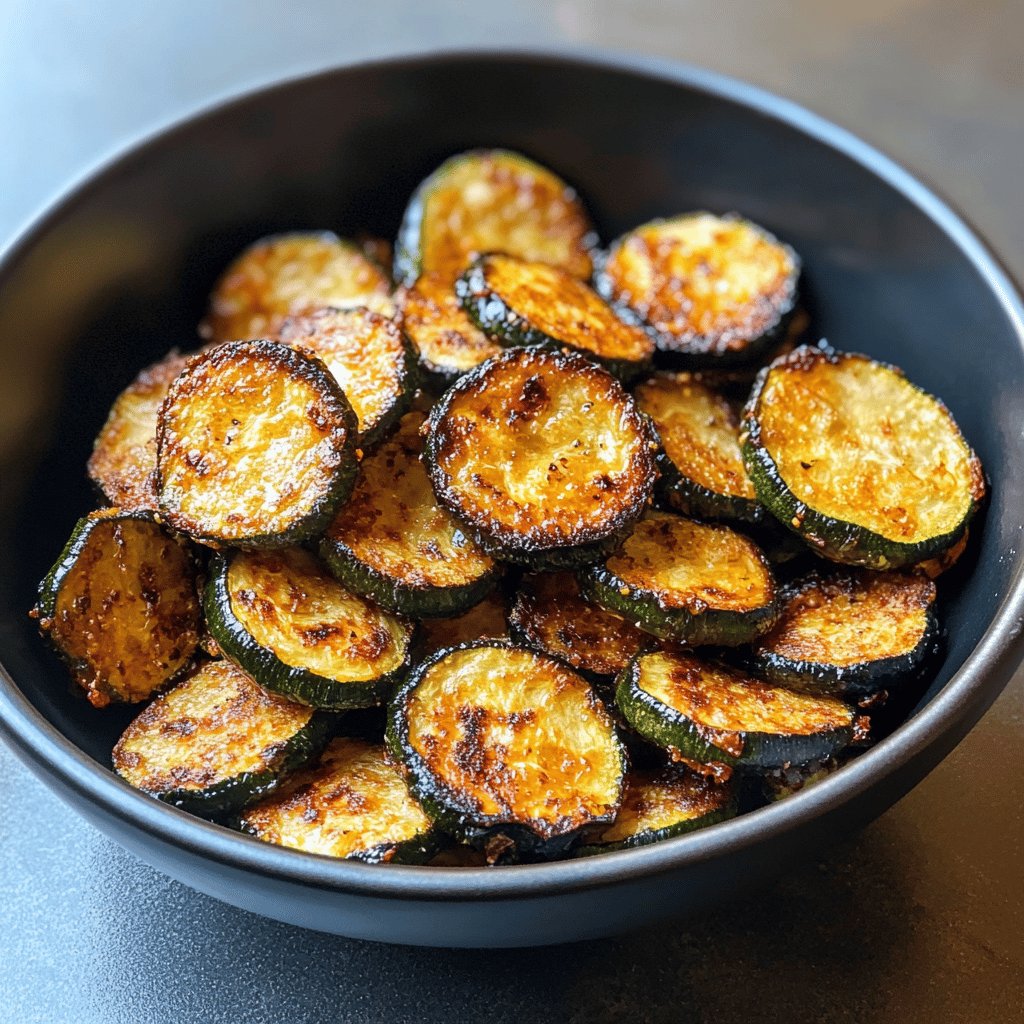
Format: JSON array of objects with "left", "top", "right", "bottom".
[{"left": 654, "top": 447, "right": 765, "bottom": 526}]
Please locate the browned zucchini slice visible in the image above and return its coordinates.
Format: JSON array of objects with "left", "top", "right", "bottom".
[
  {"left": 915, "top": 529, "right": 970, "bottom": 579},
  {"left": 156, "top": 340, "right": 358, "bottom": 547},
  {"left": 33, "top": 509, "right": 200, "bottom": 708},
  {"left": 419, "top": 590, "right": 509, "bottom": 657},
  {"left": 424, "top": 345, "right": 657, "bottom": 569}
]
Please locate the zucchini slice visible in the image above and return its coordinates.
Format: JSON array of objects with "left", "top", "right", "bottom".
[
  {"left": 579, "top": 511, "right": 777, "bottom": 646},
  {"left": 276, "top": 306, "right": 416, "bottom": 450},
  {"left": 320, "top": 411, "right": 500, "bottom": 618},
  {"left": 419, "top": 590, "right": 509, "bottom": 657},
  {"left": 387, "top": 641, "right": 625, "bottom": 858},
  {"left": 201, "top": 232, "right": 393, "bottom": 344},
  {"left": 88, "top": 350, "right": 189, "bottom": 511},
  {"left": 596, "top": 213, "right": 799, "bottom": 366},
  {"left": 425, "top": 345, "right": 658, "bottom": 569},
  {"left": 635, "top": 372, "right": 763, "bottom": 524},
  {"left": 749, "top": 570, "right": 940, "bottom": 698},
  {"left": 156, "top": 340, "right": 359, "bottom": 547},
  {"left": 34, "top": 509, "right": 201, "bottom": 708},
  {"left": 617, "top": 649, "right": 860, "bottom": 769},
  {"left": 112, "top": 659, "right": 332, "bottom": 817},
  {"left": 205, "top": 547, "right": 415, "bottom": 710},
  {"left": 239, "top": 736, "right": 435, "bottom": 864},
  {"left": 761, "top": 756, "right": 842, "bottom": 803},
  {"left": 456, "top": 254, "right": 654, "bottom": 380},
  {"left": 394, "top": 149, "right": 596, "bottom": 286},
  {"left": 741, "top": 345, "right": 986, "bottom": 568},
  {"left": 916, "top": 529, "right": 970, "bottom": 579}
]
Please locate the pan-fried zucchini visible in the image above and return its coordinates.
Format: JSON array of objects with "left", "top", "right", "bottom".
[
  {"left": 394, "top": 149, "right": 596, "bottom": 286},
  {"left": 205, "top": 547, "right": 414, "bottom": 709},
  {"left": 201, "top": 232, "right": 393, "bottom": 344},
  {"left": 320, "top": 411, "right": 500, "bottom": 618},
  {"left": 239, "top": 737, "right": 435, "bottom": 863},
  {"left": 579, "top": 511, "right": 777, "bottom": 646},
  {"left": 456, "top": 253, "right": 654, "bottom": 380},
  {"left": 33, "top": 509, "right": 200, "bottom": 708},
  {"left": 387, "top": 641, "right": 625, "bottom": 859},
  {"left": 419, "top": 590, "right": 509, "bottom": 657},
  {"left": 741, "top": 345, "right": 985, "bottom": 568},
  {"left": 156, "top": 340, "right": 359, "bottom": 547},
  {"left": 916, "top": 529, "right": 970, "bottom": 579},
  {"left": 112, "top": 659, "right": 332, "bottom": 817},
  {"left": 596, "top": 213, "right": 799, "bottom": 366},
  {"left": 425, "top": 345, "right": 657, "bottom": 569},
  {"left": 761, "top": 756, "right": 842, "bottom": 802},
  {"left": 617, "top": 649, "right": 860, "bottom": 769}
]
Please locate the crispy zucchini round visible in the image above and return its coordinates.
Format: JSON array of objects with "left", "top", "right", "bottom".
[
  {"left": 424, "top": 345, "right": 658, "bottom": 569},
  {"left": 205, "top": 548, "right": 415, "bottom": 710},
  {"left": 394, "top": 149, "right": 596, "bottom": 286},
  {"left": 418, "top": 590, "right": 510, "bottom": 658},
  {"left": 239, "top": 737, "right": 436, "bottom": 864},
  {"left": 320, "top": 411, "right": 500, "bottom": 618},
  {"left": 456, "top": 253, "right": 654, "bottom": 380},
  {"left": 34, "top": 509, "right": 201, "bottom": 708},
  {"left": 156, "top": 340, "right": 359, "bottom": 547},
  {"left": 741, "top": 345, "right": 986, "bottom": 568}
]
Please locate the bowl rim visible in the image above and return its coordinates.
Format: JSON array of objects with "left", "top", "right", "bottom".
[{"left": 2, "top": 46, "right": 1024, "bottom": 903}]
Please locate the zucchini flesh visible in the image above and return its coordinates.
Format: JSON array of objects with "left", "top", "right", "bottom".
[
  {"left": 239, "top": 737, "right": 435, "bottom": 863},
  {"left": 112, "top": 659, "right": 331, "bottom": 817},
  {"left": 419, "top": 590, "right": 509, "bottom": 657},
  {"left": 579, "top": 511, "right": 777, "bottom": 646},
  {"left": 34, "top": 509, "right": 200, "bottom": 708},
  {"left": 205, "top": 547, "right": 414, "bottom": 709},
  {"left": 320, "top": 411, "right": 500, "bottom": 618},
  {"left": 741, "top": 345, "right": 985, "bottom": 568},
  {"left": 456, "top": 253, "right": 653, "bottom": 379},
  {"left": 394, "top": 149, "right": 596, "bottom": 286},
  {"left": 617, "top": 649, "right": 859, "bottom": 769},
  {"left": 387, "top": 641, "right": 625, "bottom": 857},
  {"left": 201, "top": 232, "right": 393, "bottom": 344},
  {"left": 425, "top": 345, "right": 657, "bottom": 569},
  {"left": 88, "top": 350, "right": 189, "bottom": 511},
  {"left": 156, "top": 340, "right": 358, "bottom": 547}
]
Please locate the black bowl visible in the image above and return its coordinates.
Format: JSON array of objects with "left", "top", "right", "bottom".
[{"left": 1, "top": 50, "right": 1023, "bottom": 948}]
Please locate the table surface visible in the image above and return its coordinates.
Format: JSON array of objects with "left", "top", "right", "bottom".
[{"left": 2, "top": 3, "right": 1022, "bottom": 1021}]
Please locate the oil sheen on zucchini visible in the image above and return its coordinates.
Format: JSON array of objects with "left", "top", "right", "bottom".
[
  {"left": 205, "top": 547, "right": 414, "bottom": 709},
  {"left": 617, "top": 649, "right": 859, "bottom": 769},
  {"left": 112, "top": 660, "right": 332, "bottom": 817},
  {"left": 425, "top": 345, "right": 657, "bottom": 569},
  {"left": 239, "top": 737, "right": 435, "bottom": 863},
  {"left": 741, "top": 345, "right": 985, "bottom": 568},
  {"left": 157, "top": 340, "right": 359, "bottom": 547},
  {"left": 321, "top": 411, "right": 500, "bottom": 618},
  {"left": 34, "top": 509, "right": 201, "bottom": 708},
  {"left": 387, "top": 641, "right": 625, "bottom": 858}
]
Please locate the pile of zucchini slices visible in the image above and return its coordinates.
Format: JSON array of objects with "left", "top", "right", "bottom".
[{"left": 33, "top": 149, "right": 985, "bottom": 866}]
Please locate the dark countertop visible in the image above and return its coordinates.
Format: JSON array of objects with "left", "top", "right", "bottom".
[{"left": 2, "top": 3, "right": 1022, "bottom": 1021}]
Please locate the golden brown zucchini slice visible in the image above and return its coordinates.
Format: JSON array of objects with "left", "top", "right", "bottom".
[
  {"left": 424, "top": 345, "right": 658, "bottom": 569},
  {"left": 741, "top": 345, "right": 986, "bottom": 568},
  {"left": 33, "top": 509, "right": 201, "bottom": 708},
  {"left": 418, "top": 590, "right": 509, "bottom": 657},
  {"left": 156, "top": 340, "right": 358, "bottom": 547}
]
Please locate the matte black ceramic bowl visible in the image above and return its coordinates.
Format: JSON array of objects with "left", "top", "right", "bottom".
[{"left": 1, "top": 51, "right": 1023, "bottom": 948}]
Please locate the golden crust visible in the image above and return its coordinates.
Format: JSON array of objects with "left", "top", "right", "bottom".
[{"left": 419, "top": 591, "right": 509, "bottom": 657}]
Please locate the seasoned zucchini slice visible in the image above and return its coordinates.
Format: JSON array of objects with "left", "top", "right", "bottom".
[
  {"left": 275, "top": 306, "right": 416, "bottom": 450},
  {"left": 205, "top": 547, "right": 414, "bottom": 709},
  {"left": 34, "top": 509, "right": 200, "bottom": 708},
  {"left": 239, "top": 737, "right": 435, "bottom": 863},
  {"left": 395, "top": 150, "right": 596, "bottom": 286},
  {"left": 915, "top": 529, "right": 970, "bottom": 579},
  {"left": 617, "top": 649, "right": 859, "bottom": 769},
  {"left": 419, "top": 590, "right": 509, "bottom": 657},
  {"left": 456, "top": 254, "right": 654, "bottom": 380},
  {"left": 425, "top": 345, "right": 657, "bottom": 569},
  {"left": 750, "top": 570, "right": 940, "bottom": 698},
  {"left": 201, "top": 232, "right": 393, "bottom": 344},
  {"left": 596, "top": 213, "right": 799, "bottom": 365},
  {"left": 635, "top": 372, "right": 763, "bottom": 524},
  {"left": 321, "top": 411, "right": 500, "bottom": 618},
  {"left": 579, "top": 512, "right": 777, "bottom": 646},
  {"left": 156, "top": 340, "right": 358, "bottom": 547},
  {"left": 387, "top": 641, "right": 625, "bottom": 858},
  {"left": 113, "top": 660, "right": 331, "bottom": 817},
  {"left": 761, "top": 756, "right": 842, "bottom": 803},
  {"left": 741, "top": 345, "right": 985, "bottom": 568},
  {"left": 88, "top": 350, "right": 189, "bottom": 511}
]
